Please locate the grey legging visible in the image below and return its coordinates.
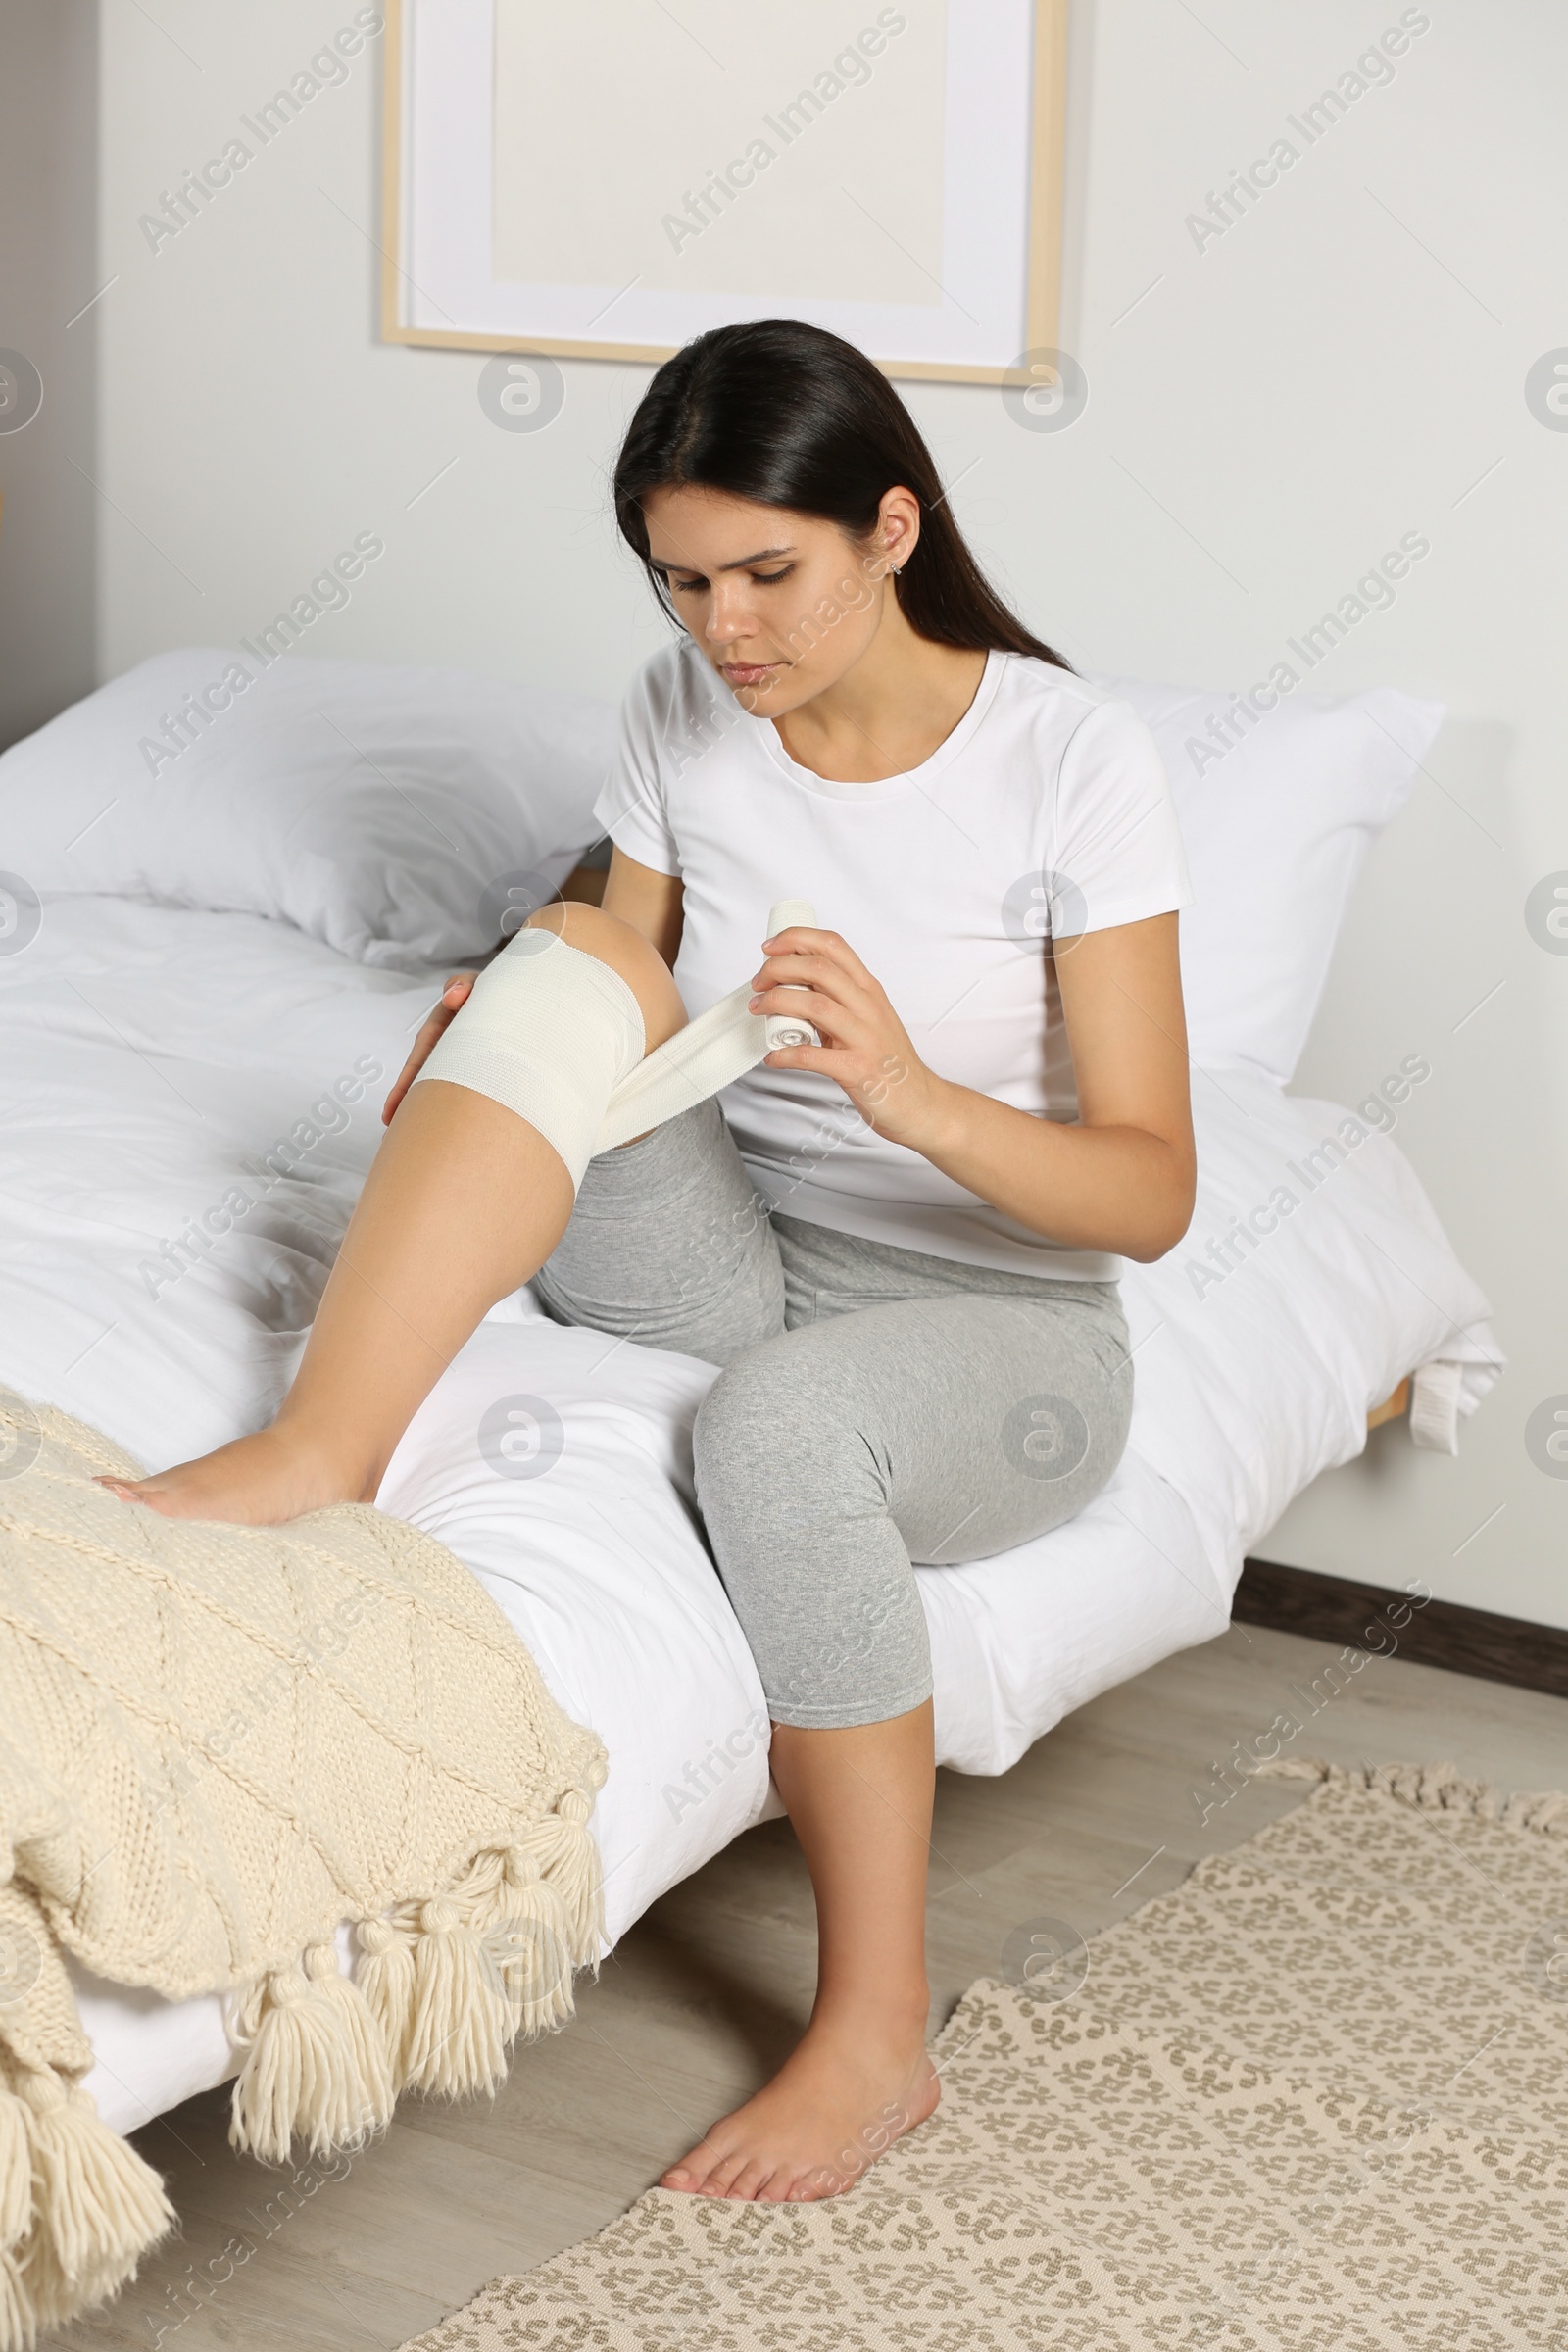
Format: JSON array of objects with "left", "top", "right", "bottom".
[{"left": 534, "top": 1101, "right": 1133, "bottom": 1729}]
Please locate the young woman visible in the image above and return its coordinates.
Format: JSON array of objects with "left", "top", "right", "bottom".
[{"left": 106, "top": 321, "right": 1197, "bottom": 2204}]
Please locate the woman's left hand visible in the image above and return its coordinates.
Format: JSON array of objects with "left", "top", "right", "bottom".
[{"left": 749, "top": 925, "right": 950, "bottom": 1152}]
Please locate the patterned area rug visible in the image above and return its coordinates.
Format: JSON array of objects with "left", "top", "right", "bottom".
[{"left": 399, "top": 1761, "right": 1568, "bottom": 2350}]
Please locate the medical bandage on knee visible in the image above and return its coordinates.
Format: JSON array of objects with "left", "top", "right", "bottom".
[
  {"left": 415, "top": 929, "right": 647, "bottom": 1189},
  {"left": 414, "top": 901, "right": 820, "bottom": 1188}
]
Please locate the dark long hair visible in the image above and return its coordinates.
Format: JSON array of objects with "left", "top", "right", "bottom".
[{"left": 612, "top": 319, "right": 1071, "bottom": 670}]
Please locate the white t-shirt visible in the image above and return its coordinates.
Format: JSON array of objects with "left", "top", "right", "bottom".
[{"left": 595, "top": 637, "right": 1193, "bottom": 1281}]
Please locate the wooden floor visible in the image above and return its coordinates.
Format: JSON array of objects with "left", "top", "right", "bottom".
[{"left": 48, "top": 1623, "right": 1568, "bottom": 2351}]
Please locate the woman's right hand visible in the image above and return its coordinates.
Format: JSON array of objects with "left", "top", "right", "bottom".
[{"left": 382, "top": 974, "right": 476, "bottom": 1124}]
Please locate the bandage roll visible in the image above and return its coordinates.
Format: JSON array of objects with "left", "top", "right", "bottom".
[{"left": 763, "top": 898, "right": 821, "bottom": 1052}]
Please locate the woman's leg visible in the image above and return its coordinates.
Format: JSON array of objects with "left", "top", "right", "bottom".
[
  {"left": 662, "top": 1288, "right": 1131, "bottom": 2201},
  {"left": 534, "top": 1097, "right": 785, "bottom": 1366},
  {"left": 106, "top": 905, "right": 688, "bottom": 1523},
  {"left": 666, "top": 1700, "right": 942, "bottom": 2205}
]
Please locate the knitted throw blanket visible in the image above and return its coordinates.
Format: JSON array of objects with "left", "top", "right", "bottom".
[{"left": 0, "top": 1399, "right": 608, "bottom": 2349}]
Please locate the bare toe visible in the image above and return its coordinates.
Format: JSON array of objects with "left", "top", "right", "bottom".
[
  {"left": 697, "top": 2150, "right": 751, "bottom": 2199},
  {"left": 660, "top": 2141, "right": 722, "bottom": 2195},
  {"left": 783, "top": 2164, "right": 839, "bottom": 2202},
  {"left": 723, "top": 2158, "right": 777, "bottom": 2203}
]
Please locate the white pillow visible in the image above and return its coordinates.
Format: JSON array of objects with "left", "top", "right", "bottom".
[
  {"left": 1093, "top": 676, "right": 1445, "bottom": 1086},
  {"left": 0, "top": 649, "right": 615, "bottom": 968}
]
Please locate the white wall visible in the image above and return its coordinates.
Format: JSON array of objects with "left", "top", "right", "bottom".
[
  {"left": 0, "top": 0, "right": 99, "bottom": 749},
  {"left": 90, "top": 1, "right": 1567, "bottom": 1626}
]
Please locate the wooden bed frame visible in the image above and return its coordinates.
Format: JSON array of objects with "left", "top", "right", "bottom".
[{"left": 1366, "top": 1377, "right": 1410, "bottom": 1432}]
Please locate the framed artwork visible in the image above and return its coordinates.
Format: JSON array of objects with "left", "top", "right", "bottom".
[{"left": 380, "top": 0, "right": 1069, "bottom": 383}]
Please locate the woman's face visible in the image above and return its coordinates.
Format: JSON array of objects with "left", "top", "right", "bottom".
[{"left": 641, "top": 483, "right": 915, "bottom": 712}]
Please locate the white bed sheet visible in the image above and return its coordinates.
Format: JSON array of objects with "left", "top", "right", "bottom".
[{"left": 0, "top": 899, "right": 1500, "bottom": 2137}]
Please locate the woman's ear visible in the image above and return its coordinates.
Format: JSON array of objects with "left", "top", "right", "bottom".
[{"left": 875, "top": 484, "right": 922, "bottom": 578}]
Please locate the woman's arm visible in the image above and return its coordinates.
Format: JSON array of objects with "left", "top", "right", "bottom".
[
  {"left": 600, "top": 847, "right": 685, "bottom": 967},
  {"left": 751, "top": 912, "right": 1196, "bottom": 1263}
]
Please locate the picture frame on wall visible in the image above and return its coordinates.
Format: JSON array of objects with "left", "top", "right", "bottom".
[{"left": 380, "top": 0, "right": 1069, "bottom": 384}]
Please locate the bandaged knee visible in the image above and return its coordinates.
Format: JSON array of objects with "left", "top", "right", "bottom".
[{"left": 414, "top": 902, "right": 816, "bottom": 1191}]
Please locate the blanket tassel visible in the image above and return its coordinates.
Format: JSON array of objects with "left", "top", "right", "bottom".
[
  {"left": 0, "top": 2082, "right": 29, "bottom": 2259},
  {"left": 355, "top": 1915, "right": 417, "bottom": 2082},
  {"left": 230, "top": 1782, "right": 604, "bottom": 2164},
  {"left": 489, "top": 1848, "right": 580, "bottom": 2038},
  {"left": 514, "top": 1785, "right": 604, "bottom": 1961},
  {"left": 229, "top": 1948, "right": 394, "bottom": 2164},
  {"left": 0, "top": 2253, "right": 31, "bottom": 2352},
  {"left": 1, "top": 2067, "right": 172, "bottom": 2347},
  {"left": 400, "top": 1892, "right": 514, "bottom": 2101}
]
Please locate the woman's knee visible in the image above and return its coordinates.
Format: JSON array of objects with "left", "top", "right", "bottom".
[
  {"left": 692, "top": 1349, "right": 793, "bottom": 1505},
  {"left": 692, "top": 1338, "right": 887, "bottom": 1529},
  {"left": 524, "top": 901, "right": 686, "bottom": 1052}
]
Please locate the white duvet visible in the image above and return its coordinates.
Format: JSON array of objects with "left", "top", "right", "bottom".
[{"left": 0, "top": 897, "right": 1500, "bottom": 2137}]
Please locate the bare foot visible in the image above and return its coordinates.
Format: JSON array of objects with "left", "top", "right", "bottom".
[
  {"left": 659, "top": 2016, "right": 940, "bottom": 2203},
  {"left": 96, "top": 1424, "right": 370, "bottom": 1526}
]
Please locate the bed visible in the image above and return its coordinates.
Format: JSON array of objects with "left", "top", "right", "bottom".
[{"left": 0, "top": 649, "right": 1501, "bottom": 2140}]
